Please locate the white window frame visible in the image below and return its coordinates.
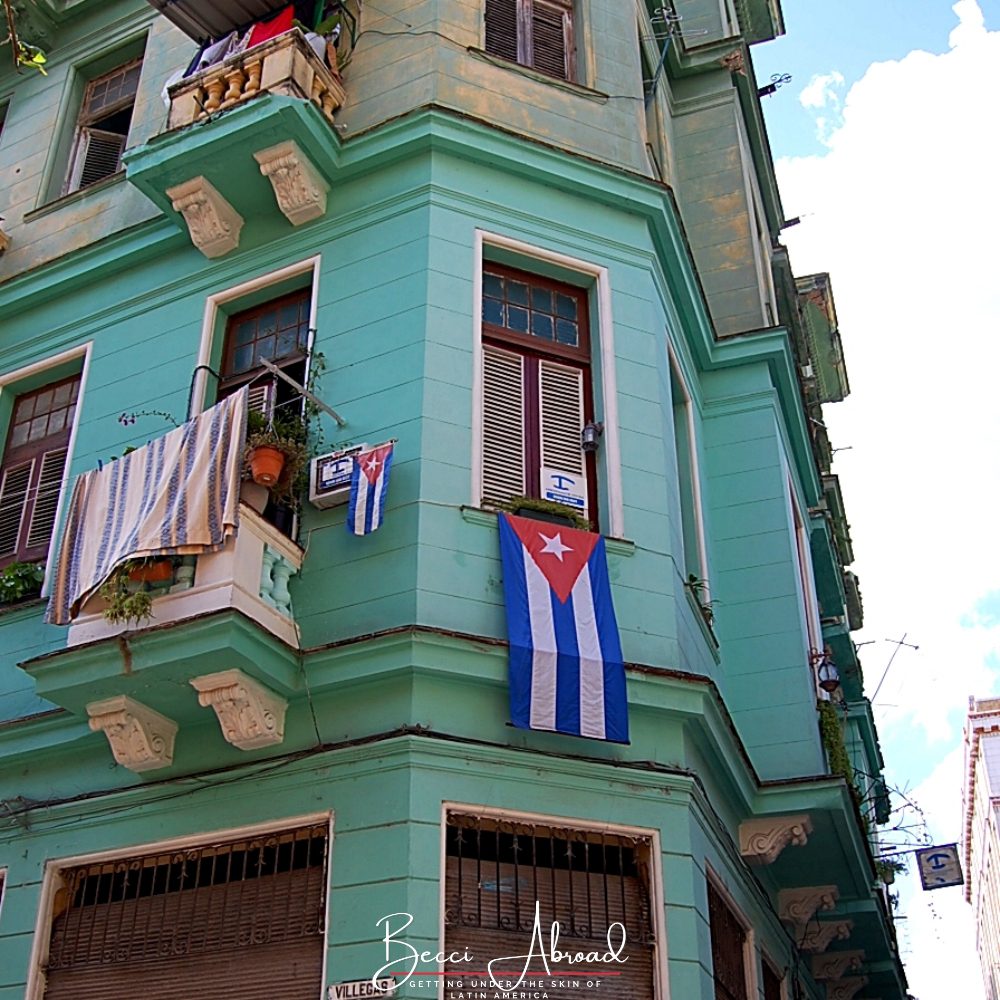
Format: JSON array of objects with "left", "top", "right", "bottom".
[
  {"left": 784, "top": 473, "right": 824, "bottom": 692},
  {"left": 24, "top": 811, "right": 334, "bottom": 1000},
  {"left": 472, "top": 230, "right": 624, "bottom": 538},
  {"left": 439, "top": 801, "right": 669, "bottom": 1000},
  {"left": 0, "top": 343, "right": 93, "bottom": 597},
  {"left": 705, "top": 864, "right": 758, "bottom": 1000},
  {"left": 189, "top": 256, "right": 322, "bottom": 419},
  {"left": 667, "top": 341, "right": 709, "bottom": 594}
]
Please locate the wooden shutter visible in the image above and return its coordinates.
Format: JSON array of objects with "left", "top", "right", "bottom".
[
  {"left": 530, "top": 0, "right": 572, "bottom": 80},
  {"left": 484, "top": 0, "right": 519, "bottom": 62},
  {"left": 708, "top": 881, "right": 749, "bottom": 1000},
  {"left": 0, "top": 461, "right": 32, "bottom": 556},
  {"left": 246, "top": 382, "right": 275, "bottom": 419},
  {"left": 71, "top": 127, "right": 127, "bottom": 190},
  {"left": 26, "top": 448, "right": 69, "bottom": 550},
  {"left": 482, "top": 345, "right": 526, "bottom": 504},
  {"left": 538, "top": 358, "right": 587, "bottom": 516}
]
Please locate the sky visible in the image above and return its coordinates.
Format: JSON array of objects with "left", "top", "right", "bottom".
[{"left": 752, "top": 2, "right": 1000, "bottom": 997}]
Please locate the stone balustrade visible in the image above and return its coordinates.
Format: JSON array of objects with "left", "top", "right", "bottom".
[{"left": 167, "top": 28, "right": 346, "bottom": 130}]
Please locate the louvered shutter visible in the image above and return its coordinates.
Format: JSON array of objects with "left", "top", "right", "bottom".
[
  {"left": 0, "top": 461, "right": 32, "bottom": 556},
  {"left": 538, "top": 358, "right": 587, "bottom": 516},
  {"left": 71, "top": 128, "right": 127, "bottom": 191},
  {"left": 530, "top": 0, "right": 571, "bottom": 79},
  {"left": 484, "top": 0, "right": 519, "bottom": 62},
  {"left": 246, "top": 382, "right": 275, "bottom": 419},
  {"left": 25, "top": 448, "right": 69, "bottom": 550},
  {"left": 482, "top": 345, "right": 526, "bottom": 504}
]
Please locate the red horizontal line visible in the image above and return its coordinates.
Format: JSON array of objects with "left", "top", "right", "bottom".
[{"left": 409, "top": 971, "right": 623, "bottom": 976}]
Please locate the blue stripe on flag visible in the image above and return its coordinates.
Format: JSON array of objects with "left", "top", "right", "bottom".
[
  {"left": 588, "top": 540, "right": 628, "bottom": 743},
  {"left": 551, "top": 588, "right": 581, "bottom": 736},
  {"left": 499, "top": 514, "right": 534, "bottom": 730}
]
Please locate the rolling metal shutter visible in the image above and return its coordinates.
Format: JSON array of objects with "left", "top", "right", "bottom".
[
  {"left": 43, "top": 824, "right": 327, "bottom": 1000},
  {"left": 444, "top": 815, "right": 655, "bottom": 999}
]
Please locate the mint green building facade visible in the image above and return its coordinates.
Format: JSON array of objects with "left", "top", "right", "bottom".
[{"left": 0, "top": 2, "right": 906, "bottom": 999}]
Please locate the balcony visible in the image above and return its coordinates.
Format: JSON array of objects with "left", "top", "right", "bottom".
[
  {"left": 66, "top": 501, "right": 302, "bottom": 649},
  {"left": 125, "top": 29, "right": 343, "bottom": 258}
]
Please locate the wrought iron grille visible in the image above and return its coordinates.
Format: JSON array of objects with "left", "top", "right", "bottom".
[
  {"left": 708, "top": 880, "right": 748, "bottom": 1000},
  {"left": 444, "top": 813, "right": 654, "bottom": 944},
  {"left": 46, "top": 823, "right": 328, "bottom": 972}
]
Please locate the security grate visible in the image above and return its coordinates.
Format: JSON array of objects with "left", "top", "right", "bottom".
[
  {"left": 47, "top": 823, "right": 328, "bottom": 973},
  {"left": 708, "top": 880, "right": 749, "bottom": 1000}
]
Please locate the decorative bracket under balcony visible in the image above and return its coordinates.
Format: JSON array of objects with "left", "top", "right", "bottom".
[
  {"left": 798, "top": 919, "right": 853, "bottom": 952},
  {"left": 191, "top": 668, "right": 287, "bottom": 750},
  {"left": 739, "top": 813, "right": 813, "bottom": 864},
  {"left": 165, "top": 176, "right": 244, "bottom": 258},
  {"left": 87, "top": 695, "right": 178, "bottom": 772},
  {"left": 0, "top": 228, "right": 9, "bottom": 255},
  {"left": 825, "top": 977, "right": 868, "bottom": 1000},
  {"left": 811, "top": 950, "right": 864, "bottom": 980},
  {"left": 778, "top": 884, "right": 839, "bottom": 925},
  {"left": 254, "top": 140, "right": 329, "bottom": 226}
]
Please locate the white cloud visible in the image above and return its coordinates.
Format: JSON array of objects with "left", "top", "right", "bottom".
[
  {"left": 798, "top": 71, "right": 845, "bottom": 143},
  {"left": 774, "top": 2, "right": 1000, "bottom": 995}
]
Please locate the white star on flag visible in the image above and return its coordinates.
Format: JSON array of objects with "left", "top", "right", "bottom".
[{"left": 539, "top": 531, "right": 573, "bottom": 562}]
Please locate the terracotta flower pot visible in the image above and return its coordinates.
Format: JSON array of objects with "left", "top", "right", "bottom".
[
  {"left": 250, "top": 445, "right": 287, "bottom": 487},
  {"left": 128, "top": 559, "right": 173, "bottom": 584}
]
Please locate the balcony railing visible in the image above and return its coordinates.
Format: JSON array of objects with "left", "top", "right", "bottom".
[
  {"left": 166, "top": 28, "right": 347, "bottom": 131},
  {"left": 66, "top": 502, "right": 303, "bottom": 649}
]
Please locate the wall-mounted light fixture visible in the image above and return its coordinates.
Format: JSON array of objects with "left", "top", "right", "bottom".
[
  {"left": 811, "top": 647, "right": 841, "bottom": 693},
  {"left": 581, "top": 421, "right": 604, "bottom": 454}
]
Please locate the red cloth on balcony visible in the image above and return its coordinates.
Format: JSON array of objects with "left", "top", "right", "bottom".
[{"left": 245, "top": 5, "right": 295, "bottom": 49}]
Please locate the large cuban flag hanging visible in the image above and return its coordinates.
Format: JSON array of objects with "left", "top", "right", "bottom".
[
  {"left": 347, "top": 442, "right": 394, "bottom": 535},
  {"left": 498, "top": 513, "right": 629, "bottom": 743}
]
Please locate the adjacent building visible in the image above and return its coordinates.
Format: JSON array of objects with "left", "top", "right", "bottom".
[
  {"left": 964, "top": 696, "right": 1000, "bottom": 999},
  {"left": 0, "top": 1, "right": 907, "bottom": 998}
]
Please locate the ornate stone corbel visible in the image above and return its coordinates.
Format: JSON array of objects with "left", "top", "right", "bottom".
[
  {"left": 165, "top": 176, "right": 243, "bottom": 258},
  {"left": 0, "top": 228, "right": 10, "bottom": 255},
  {"left": 254, "top": 141, "right": 329, "bottom": 226},
  {"left": 826, "top": 976, "right": 868, "bottom": 1000},
  {"left": 739, "top": 814, "right": 813, "bottom": 864},
  {"left": 191, "top": 669, "right": 287, "bottom": 750},
  {"left": 811, "top": 950, "right": 864, "bottom": 980},
  {"left": 779, "top": 885, "right": 839, "bottom": 925},
  {"left": 87, "top": 696, "right": 177, "bottom": 772},
  {"left": 798, "top": 920, "right": 853, "bottom": 953}
]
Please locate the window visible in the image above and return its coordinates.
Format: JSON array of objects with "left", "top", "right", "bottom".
[
  {"left": 444, "top": 812, "right": 656, "bottom": 997},
  {"left": 64, "top": 58, "right": 142, "bottom": 194},
  {"left": 480, "top": 264, "right": 596, "bottom": 524},
  {"left": 669, "top": 354, "right": 705, "bottom": 583},
  {"left": 484, "top": 0, "right": 576, "bottom": 81},
  {"left": 0, "top": 375, "right": 79, "bottom": 568},
  {"left": 707, "top": 879, "right": 750, "bottom": 1000},
  {"left": 38, "top": 822, "right": 327, "bottom": 999},
  {"left": 762, "top": 960, "right": 783, "bottom": 1000}
]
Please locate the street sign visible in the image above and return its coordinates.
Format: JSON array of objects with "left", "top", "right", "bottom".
[
  {"left": 328, "top": 979, "right": 396, "bottom": 998},
  {"left": 915, "top": 843, "right": 964, "bottom": 890}
]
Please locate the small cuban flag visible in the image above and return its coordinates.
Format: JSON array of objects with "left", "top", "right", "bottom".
[
  {"left": 498, "top": 513, "right": 628, "bottom": 743},
  {"left": 347, "top": 442, "right": 394, "bottom": 535}
]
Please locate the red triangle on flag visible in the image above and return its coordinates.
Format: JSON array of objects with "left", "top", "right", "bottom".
[
  {"left": 506, "top": 514, "right": 600, "bottom": 604},
  {"left": 358, "top": 444, "right": 391, "bottom": 485}
]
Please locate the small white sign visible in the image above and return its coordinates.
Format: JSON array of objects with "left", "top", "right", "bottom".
[
  {"left": 542, "top": 467, "right": 587, "bottom": 512},
  {"left": 318, "top": 453, "right": 355, "bottom": 492},
  {"left": 328, "top": 979, "right": 396, "bottom": 999},
  {"left": 916, "top": 844, "right": 964, "bottom": 890}
]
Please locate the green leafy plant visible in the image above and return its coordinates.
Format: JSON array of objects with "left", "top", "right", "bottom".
[
  {"left": 494, "top": 495, "right": 591, "bottom": 531},
  {"left": 0, "top": 561, "right": 44, "bottom": 604},
  {"left": 685, "top": 574, "right": 717, "bottom": 629},
  {"left": 818, "top": 699, "right": 857, "bottom": 800},
  {"left": 99, "top": 564, "right": 154, "bottom": 625},
  {"left": 874, "top": 856, "right": 906, "bottom": 885}
]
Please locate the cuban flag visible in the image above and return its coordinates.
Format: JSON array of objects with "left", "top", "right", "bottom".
[
  {"left": 347, "top": 442, "right": 393, "bottom": 535},
  {"left": 498, "top": 513, "right": 628, "bottom": 743}
]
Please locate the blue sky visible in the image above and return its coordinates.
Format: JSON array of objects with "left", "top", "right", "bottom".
[{"left": 755, "top": 0, "right": 1000, "bottom": 158}]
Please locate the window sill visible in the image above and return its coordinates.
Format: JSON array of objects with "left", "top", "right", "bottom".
[
  {"left": 466, "top": 48, "right": 610, "bottom": 104},
  {"left": 683, "top": 581, "right": 720, "bottom": 658},
  {"left": 460, "top": 505, "right": 634, "bottom": 555},
  {"left": 24, "top": 171, "right": 126, "bottom": 224}
]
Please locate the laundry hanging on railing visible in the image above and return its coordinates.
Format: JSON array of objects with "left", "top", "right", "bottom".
[{"left": 46, "top": 388, "right": 248, "bottom": 625}]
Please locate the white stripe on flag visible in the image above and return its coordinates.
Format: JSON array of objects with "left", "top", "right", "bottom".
[
  {"left": 353, "top": 472, "right": 370, "bottom": 534},
  {"left": 523, "top": 546, "right": 557, "bottom": 731},
  {"left": 370, "top": 468, "right": 384, "bottom": 528},
  {"left": 571, "top": 567, "right": 606, "bottom": 739}
]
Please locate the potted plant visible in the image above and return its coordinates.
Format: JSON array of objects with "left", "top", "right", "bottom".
[
  {"left": 244, "top": 409, "right": 310, "bottom": 504},
  {"left": 874, "top": 857, "right": 906, "bottom": 885},
  {"left": 100, "top": 564, "right": 155, "bottom": 625},
  {"left": 0, "top": 561, "right": 45, "bottom": 605},
  {"left": 495, "top": 495, "right": 591, "bottom": 531},
  {"left": 685, "top": 574, "right": 717, "bottom": 629}
]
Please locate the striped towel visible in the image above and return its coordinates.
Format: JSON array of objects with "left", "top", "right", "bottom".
[{"left": 46, "top": 388, "right": 248, "bottom": 625}]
